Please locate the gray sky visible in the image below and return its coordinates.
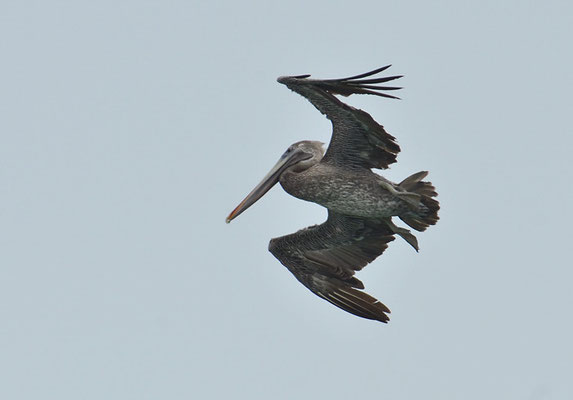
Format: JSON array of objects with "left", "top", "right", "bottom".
[{"left": 2, "top": 1, "right": 572, "bottom": 399}]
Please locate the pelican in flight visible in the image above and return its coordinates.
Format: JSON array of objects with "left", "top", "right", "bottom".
[{"left": 226, "top": 66, "right": 439, "bottom": 323}]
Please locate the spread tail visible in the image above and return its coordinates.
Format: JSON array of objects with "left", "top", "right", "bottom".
[{"left": 398, "top": 171, "right": 440, "bottom": 232}]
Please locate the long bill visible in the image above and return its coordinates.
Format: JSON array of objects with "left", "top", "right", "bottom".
[{"left": 226, "top": 150, "right": 306, "bottom": 223}]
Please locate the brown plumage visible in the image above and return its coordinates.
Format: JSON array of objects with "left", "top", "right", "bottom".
[{"left": 227, "top": 66, "right": 439, "bottom": 323}]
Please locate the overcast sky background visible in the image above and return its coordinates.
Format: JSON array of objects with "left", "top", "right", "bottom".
[{"left": 2, "top": 1, "right": 572, "bottom": 399}]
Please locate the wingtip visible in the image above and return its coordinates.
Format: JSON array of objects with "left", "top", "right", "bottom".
[
  {"left": 322, "top": 287, "right": 392, "bottom": 323},
  {"left": 336, "top": 65, "right": 394, "bottom": 81}
]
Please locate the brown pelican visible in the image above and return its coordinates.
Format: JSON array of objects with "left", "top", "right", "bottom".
[{"left": 226, "top": 66, "right": 439, "bottom": 323}]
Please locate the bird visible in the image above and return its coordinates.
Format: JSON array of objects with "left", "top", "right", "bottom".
[{"left": 226, "top": 65, "right": 439, "bottom": 323}]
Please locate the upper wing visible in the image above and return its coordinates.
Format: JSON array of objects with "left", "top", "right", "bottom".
[
  {"left": 268, "top": 211, "right": 395, "bottom": 323},
  {"left": 277, "top": 65, "right": 402, "bottom": 170}
]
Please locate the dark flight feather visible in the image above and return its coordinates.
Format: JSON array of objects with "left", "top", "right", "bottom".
[{"left": 277, "top": 65, "right": 403, "bottom": 170}]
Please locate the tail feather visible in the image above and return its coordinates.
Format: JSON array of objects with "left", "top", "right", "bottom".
[{"left": 399, "top": 171, "right": 440, "bottom": 232}]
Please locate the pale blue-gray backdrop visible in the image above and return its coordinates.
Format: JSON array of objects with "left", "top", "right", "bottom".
[{"left": 2, "top": 1, "right": 572, "bottom": 399}]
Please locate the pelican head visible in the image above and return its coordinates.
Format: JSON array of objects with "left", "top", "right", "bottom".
[{"left": 226, "top": 140, "right": 324, "bottom": 223}]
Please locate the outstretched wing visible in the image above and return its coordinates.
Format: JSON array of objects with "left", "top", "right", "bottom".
[
  {"left": 268, "top": 211, "right": 395, "bottom": 323},
  {"left": 277, "top": 65, "right": 402, "bottom": 170}
]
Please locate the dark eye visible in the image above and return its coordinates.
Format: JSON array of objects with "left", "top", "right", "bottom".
[{"left": 282, "top": 145, "right": 296, "bottom": 159}]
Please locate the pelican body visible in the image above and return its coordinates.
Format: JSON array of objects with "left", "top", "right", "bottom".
[
  {"left": 226, "top": 66, "right": 439, "bottom": 323},
  {"left": 281, "top": 156, "right": 420, "bottom": 219}
]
